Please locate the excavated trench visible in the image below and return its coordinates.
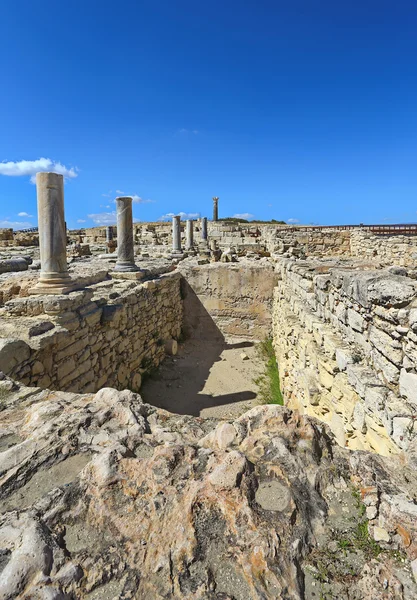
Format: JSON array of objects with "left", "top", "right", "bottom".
[{"left": 139, "top": 260, "right": 280, "bottom": 418}]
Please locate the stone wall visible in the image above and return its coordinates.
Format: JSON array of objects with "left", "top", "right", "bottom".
[
  {"left": 179, "top": 259, "right": 278, "bottom": 340},
  {"left": 350, "top": 230, "right": 417, "bottom": 266},
  {"left": 0, "top": 272, "right": 182, "bottom": 394},
  {"left": 273, "top": 257, "right": 417, "bottom": 456},
  {"left": 0, "top": 228, "right": 13, "bottom": 247},
  {"left": 264, "top": 228, "right": 351, "bottom": 257}
]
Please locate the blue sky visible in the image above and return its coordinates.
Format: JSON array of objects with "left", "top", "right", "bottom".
[{"left": 0, "top": 1, "right": 416, "bottom": 229}]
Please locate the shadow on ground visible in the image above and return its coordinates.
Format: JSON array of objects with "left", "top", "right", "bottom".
[{"left": 140, "top": 280, "right": 262, "bottom": 418}]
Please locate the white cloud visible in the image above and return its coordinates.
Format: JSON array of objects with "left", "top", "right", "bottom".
[
  {"left": 158, "top": 211, "right": 200, "bottom": 221},
  {"left": 77, "top": 219, "right": 86, "bottom": 223},
  {"left": 287, "top": 218, "right": 299, "bottom": 224},
  {"left": 110, "top": 194, "right": 155, "bottom": 204},
  {"left": 158, "top": 212, "right": 175, "bottom": 221},
  {"left": 233, "top": 213, "right": 254, "bottom": 220},
  {"left": 116, "top": 189, "right": 124, "bottom": 195},
  {"left": 0, "top": 219, "right": 32, "bottom": 229},
  {"left": 177, "top": 128, "right": 199, "bottom": 135},
  {"left": 132, "top": 194, "right": 155, "bottom": 204},
  {"left": 87, "top": 211, "right": 117, "bottom": 225},
  {"left": 0, "top": 158, "right": 78, "bottom": 184},
  {"left": 17, "top": 211, "right": 33, "bottom": 217}
]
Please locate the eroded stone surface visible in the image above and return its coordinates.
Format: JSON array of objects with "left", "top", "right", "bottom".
[{"left": 0, "top": 383, "right": 416, "bottom": 599}]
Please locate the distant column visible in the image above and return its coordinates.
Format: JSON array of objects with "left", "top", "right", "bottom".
[
  {"left": 186, "top": 219, "right": 194, "bottom": 249},
  {"left": 106, "top": 225, "right": 114, "bottom": 242},
  {"left": 212, "top": 197, "right": 219, "bottom": 222},
  {"left": 201, "top": 216, "right": 208, "bottom": 240},
  {"left": 172, "top": 215, "right": 181, "bottom": 252},
  {"left": 114, "top": 197, "right": 139, "bottom": 272},
  {"left": 30, "top": 172, "right": 77, "bottom": 295}
]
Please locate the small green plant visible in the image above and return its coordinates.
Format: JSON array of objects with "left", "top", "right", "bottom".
[
  {"left": 349, "top": 486, "right": 382, "bottom": 559},
  {"left": 337, "top": 538, "right": 351, "bottom": 551},
  {"left": 254, "top": 338, "right": 283, "bottom": 405}
]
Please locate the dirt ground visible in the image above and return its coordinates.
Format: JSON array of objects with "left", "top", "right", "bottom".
[{"left": 140, "top": 338, "right": 265, "bottom": 418}]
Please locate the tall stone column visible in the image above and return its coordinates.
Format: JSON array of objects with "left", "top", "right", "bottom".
[
  {"left": 114, "top": 197, "right": 139, "bottom": 272},
  {"left": 186, "top": 219, "right": 194, "bottom": 249},
  {"left": 172, "top": 215, "right": 182, "bottom": 253},
  {"left": 30, "top": 172, "right": 77, "bottom": 295},
  {"left": 201, "top": 216, "right": 208, "bottom": 240},
  {"left": 212, "top": 197, "right": 219, "bottom": 222}
]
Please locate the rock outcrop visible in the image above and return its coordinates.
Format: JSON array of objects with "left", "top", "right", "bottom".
[{"left": 0, "top": 381, "right": 416, "bottom": 599}]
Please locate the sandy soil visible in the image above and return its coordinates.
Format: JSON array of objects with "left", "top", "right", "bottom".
[{"left": 140, "top": 338, "right": 265, "bottom": 418}]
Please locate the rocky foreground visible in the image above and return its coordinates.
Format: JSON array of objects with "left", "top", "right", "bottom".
[{"left": 0, "top": 382, "right": 417, "bottom": 599}]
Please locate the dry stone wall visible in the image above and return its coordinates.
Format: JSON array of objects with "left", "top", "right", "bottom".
[
  {"left": 350, "top": 230, "right": 417, "bottom": 267},
  {"left": 179, "top": 259, "right": 278, "bottom": 340},
  {"left": 0, "top": 272, "right": 182, "bottom": 394},
  {"left": 273, "top": 257, "right": 417, "bottom": 456},
  {"left": 265, "top": 228, "right": 351, "bottom": 257}
]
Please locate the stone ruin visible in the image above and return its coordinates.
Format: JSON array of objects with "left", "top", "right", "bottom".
[{"left": 1, "top": 173, "right": 417, "bottom": 598}]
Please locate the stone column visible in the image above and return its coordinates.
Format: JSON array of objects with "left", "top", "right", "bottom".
[
  {"left": 201, "top": 216, "right": 208, "bottom": 240},
  {"left": 186, "top": 219, "right": 194, "bottom": 249},
  {"left": 212, "top": 197, "right": 219, "bottom": 222},
  {"left": 106, "top": 225, "right": 114, "bottom": 242},
  {"left": 30, "top": 172, "right": 77, "bottom": 295},
  {"left": 114, "top": 197, "right": 139, "bottom": 272},
  {"left": 172, "top": 215, "right": 182, "bottom": 253}
]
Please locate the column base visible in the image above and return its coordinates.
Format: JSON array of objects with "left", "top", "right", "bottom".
[
  {"left": 111, "top": 270, "right": 146, "bottom": 281},
  {"left": 171, "top": 252, "right": 185, "bottom": 260},
  {"left": 114, "top": 262, "right": 141, "bottom": 272},
  {"left": 29, "top": 280, "right": 81, "bottom": 296}
]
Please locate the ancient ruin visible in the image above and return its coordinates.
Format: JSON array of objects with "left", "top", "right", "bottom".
[{"left": 1, "top": 176, "right": 417, "bottom": 599}]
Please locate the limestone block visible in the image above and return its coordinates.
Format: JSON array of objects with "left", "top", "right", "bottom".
[
  {"left": 0, "top": 338, "right": 31, "bottom": 374},
  {"left": 364, "top": 386, "right": 387, "bottom": 416},
  {"left": 57, "top": 358, "right": 76, "bottom": 381},
  {"left": 31, "top": 361, "right": 44, "bottom": 376},
  {"left": 347, "top": 308, "right": 365, "bottom": 333},
  {"left": 392, "top": 417, "right": 413, "bottom": 449},
  {"left": 399, "top": 369, "right": 417, "bottom": 405},
  {"left": 368, "top": 277, "right": 416, "bottom": 308},
  {"left": 335, "top": 347, "right": 354, "bottom": 372},
  {"left": 301, "top": 369, "right": 321, "bottom": 405},
  {"left": 371, "top": 350, "right": 400, "bottom": 385},
  {"left": 346, "top": 365, "right": 378, "bottom": 399},
  {"left": 369, "top": 326, "right": 402, "bottom": 366},
  {"left": 352, "top": 402, "right": 367, "bottom": 434}
]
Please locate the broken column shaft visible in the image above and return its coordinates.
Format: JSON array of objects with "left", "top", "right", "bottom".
[
  {"left": 212, "top": 197, "right": 219, "bottom": 222},
  {"left": 30, "top": 172, "right": 76, "bottom": 295},
  {"left": 186, "top": 219, "right": 194, "bottom": 249},
  {"left": 172, "top": 215, "right": 182, "bottom": 253},
  {"left": 114, "top": 197, "right": 139, "bottom": 272},
  {"left": 201, "top": 217, "right": 208, "bottom": 240}
]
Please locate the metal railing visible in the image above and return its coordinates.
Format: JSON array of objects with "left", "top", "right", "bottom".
[
  {"left": 14, "top": 227, "right": 39, "bottom": 233},
  {"left": 289, "top": 223, "right": 417, "bottom": 235}
]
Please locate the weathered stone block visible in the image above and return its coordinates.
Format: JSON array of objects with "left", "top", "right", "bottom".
[
  {"left": 399, "top": 369, "right": 417, "bottom": 405},
  {"left": 0, "top": 339, "right": 31, "bottom": 374}
]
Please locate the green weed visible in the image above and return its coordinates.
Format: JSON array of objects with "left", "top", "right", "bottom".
[{"left": 255, "top": 338, "right": 283, "bottom": 405}]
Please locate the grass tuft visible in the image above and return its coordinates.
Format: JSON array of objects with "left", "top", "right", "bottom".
[{"left": 255, "top": 338, "right": 284, "bottom": 405}]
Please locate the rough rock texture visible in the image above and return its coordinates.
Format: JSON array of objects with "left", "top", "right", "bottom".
[
  {"left": 0, "top": 382, "right": 416, "bottom": 599},
  {"left": 273, "top": 257, "right": 417, "bottom": 455}
]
